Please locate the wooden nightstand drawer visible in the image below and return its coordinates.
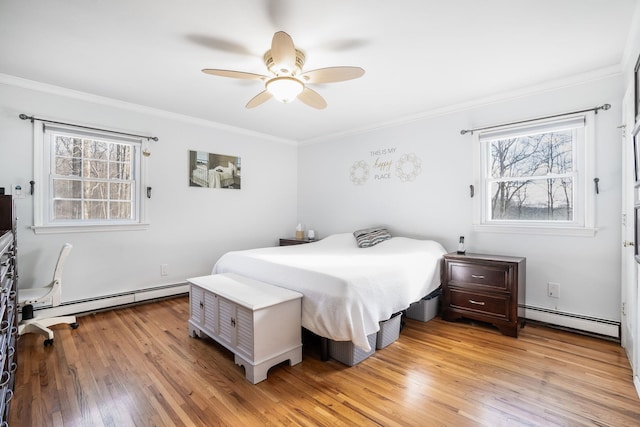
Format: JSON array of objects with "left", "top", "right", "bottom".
[
  {"left": 448, "top": 262, "right": 509, "bottom": 291},
  {"left": 449, "top": 289, "right": 509, "bottom": 319}
]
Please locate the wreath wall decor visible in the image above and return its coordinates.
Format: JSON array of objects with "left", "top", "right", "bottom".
[
  {"left": 350, "top": 160, "right": 370, "bottom": 185},
  {"left": 395, "top": 153, "right": 422, "bottom": 182}
]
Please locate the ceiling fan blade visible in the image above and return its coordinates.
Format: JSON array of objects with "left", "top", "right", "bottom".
[
  {"left": 297, "top": 87, "right": 327, "bottom": 109},
  {"left": 300, "top": 66, "right": 365, "bottom": 84},
  {"left": 246, "top": 90, "right": 273, "bottom": 108},
  {"left": 202, "top": 69, "right": 267, "bottom": 80},
  {"left": 270, "top": 31, "right": 297, "bottom": 73}
]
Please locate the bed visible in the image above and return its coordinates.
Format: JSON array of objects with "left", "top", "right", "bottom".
[
  {"left": 212, "top": 232, "right": 446, "bottom": 352},
  {"left": 191, "top": 163, "right": 236, "bottom": 188}
]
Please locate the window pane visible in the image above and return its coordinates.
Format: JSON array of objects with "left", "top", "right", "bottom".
[
  {"left": 490, "top": 178, "right": 573, "bottom": 221},
  {"left": 109, "top": 162, "right": 131, "bottom": 180},
  {"left": 83, "top": 139, "right": 109, "bottom": 160},
  {"left": 55, "top": 136, "right": 82, "bottom": 158},
  {"left": 109, "top": 144, "right": 131, "bottom": 162},
  {"left": 490, "top": 130, "right": 573, "bottom": 179},
  {"left": 109, "top": 182, "right": 131, "bottom": 200},
  {"left": 53, "top": 179, "right": 82, "bottom": 198},
  {"left": 84, "top": 159, "right": 108, "bottom": 178},
  {"left": 110, "top": 202, "right": 132, "bottom": 219},
  {"left": 83, "top": 201, "right": 108, "bottom": 219},
  {"left": 54, "top": 200, "right": 82, "bottom": 220},
  {"left": 55, "top": 157, "right": 83, "bottom": 176},
  {"left": 83, "top": 181, "right": 108, "bottom": 199}
]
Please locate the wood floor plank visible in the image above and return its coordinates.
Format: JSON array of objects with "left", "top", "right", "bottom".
[{"left": 9, "top": 296, "right": 640, "bottom": 426}]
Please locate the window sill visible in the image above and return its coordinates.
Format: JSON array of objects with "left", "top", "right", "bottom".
[
  {"left": 472, "top": 224, "right": 598, "bottom": 237},
  {"left": 31, "top": 223, "right": 150, "bottom": 234}
]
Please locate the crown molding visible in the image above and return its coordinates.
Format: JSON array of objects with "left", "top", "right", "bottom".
[
  {"left": 298, "top": 65, "right": 623, "bottom": 146},
  {"left": 0, "top": 73, "right": 297, "bottom": 146}
]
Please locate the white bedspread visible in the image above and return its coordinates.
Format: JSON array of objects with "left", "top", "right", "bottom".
[{"left": 212, "top": 233, "right": 446, "bottom": 351}]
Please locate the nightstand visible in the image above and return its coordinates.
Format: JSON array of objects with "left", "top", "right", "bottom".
[
  {"left": 441, "top": 252, "right": 526, "bottom": 337},
  {"left": 279, "top": 237, "right": 315, "bottom": 246}
]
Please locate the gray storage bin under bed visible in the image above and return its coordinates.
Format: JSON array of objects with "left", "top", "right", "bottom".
[
  {"left": 329, "top": 333, "right": 377, "bottom": 366},
  {"left": 406, "top": 288, "right": 441, "bottom": 322}
]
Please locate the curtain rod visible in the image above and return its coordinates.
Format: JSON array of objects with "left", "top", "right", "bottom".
[
  {"left": 459, "top": 103, "right": 611, "bottom": 135},
  {"left": 18, "top": 114, "right": 159, "bottom": 141}
]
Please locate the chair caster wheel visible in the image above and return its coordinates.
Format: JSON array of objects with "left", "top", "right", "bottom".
[
  {"left": 70, "top": 322, "right": 79, "bottom": 329},
  {"left": 44, "top": 339, "right": 54, "bottom": 347}
]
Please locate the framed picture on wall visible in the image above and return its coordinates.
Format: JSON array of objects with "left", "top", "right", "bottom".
[
  {"left": 188, "top": 150, "right": 242, "bottom": 189},
  {"left": 636, "top": 53, "right": 640, "bottom": 123}
]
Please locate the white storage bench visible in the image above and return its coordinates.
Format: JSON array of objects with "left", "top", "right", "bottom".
[{"left": 188, "top": 273, "right": 303, "bottom": 384}]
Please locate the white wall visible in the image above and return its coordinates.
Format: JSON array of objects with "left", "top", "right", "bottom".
[
  {"left": 0, "top": 80, "right": 298, "bottom": 302},
  {"left": 298, "top": 75, "right": 623, "bottom": 324}
]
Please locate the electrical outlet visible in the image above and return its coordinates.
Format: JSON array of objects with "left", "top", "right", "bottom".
[
  {"left": 548, "top": 282, "right": 560, "bottom": 298},
  {"left": 161, "top": 264, "right": 168, "bottom": 276}
]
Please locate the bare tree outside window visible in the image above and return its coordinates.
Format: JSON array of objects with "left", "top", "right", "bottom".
[
  {"left": 52, "top": 134, "right": 136, "bottom": 221},
  {"left": 488, "top": 130, "right": 574, "bottom": 222}
]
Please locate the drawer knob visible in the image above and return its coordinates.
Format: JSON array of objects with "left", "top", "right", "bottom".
[
  {"left": 471, "top": 274, "right": 485, "bottom": 279},
  {"left": 469, "top": 299, "right": 486, "bottom": 306}
]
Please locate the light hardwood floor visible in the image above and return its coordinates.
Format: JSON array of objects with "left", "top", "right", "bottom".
[{"left": 10, "top": 296, "right": 640, "bottom": 426}]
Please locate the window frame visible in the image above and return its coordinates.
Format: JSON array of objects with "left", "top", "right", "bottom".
[
  {"left": 472, "top": 112, "right": 597, "bottom": 237},
  {"left": 32, "top": 120, "right": 149, "bottom": 234}
]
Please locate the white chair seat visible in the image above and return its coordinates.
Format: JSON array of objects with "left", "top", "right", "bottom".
[{"left": 18, "top": 287, "right": 52, "bottom": 305}]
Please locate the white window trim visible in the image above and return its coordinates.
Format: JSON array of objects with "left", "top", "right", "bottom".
[
  {"left": 31, "top": 120, "right": 150, "bottom": 234},
  {"left": 472, "top": 112, "right": 598, "bottom": 237}
]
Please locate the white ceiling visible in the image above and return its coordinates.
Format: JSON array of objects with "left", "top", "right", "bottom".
[{"left": 0, "top": 0, "right": 637, "bottom": 143}]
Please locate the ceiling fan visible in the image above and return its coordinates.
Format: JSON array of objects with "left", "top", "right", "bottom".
[{"left": 202, "top": 31, "right": 365, "bottom": 109}]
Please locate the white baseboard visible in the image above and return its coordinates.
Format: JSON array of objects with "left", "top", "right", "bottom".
[
  {"left": 25, "top": 282, "right": 189, "bottom": 320},
  {"left": 134, "top": 284, "right": 189, "bottom": 303},
  {"left": 524, "top": 306, "right": 619, "bottom": 338},
  {"left": 635, "top": 375, "right": 640, "bottom": 399}
]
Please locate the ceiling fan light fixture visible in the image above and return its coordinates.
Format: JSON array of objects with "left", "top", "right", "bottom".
[{"left": 266, "top": 77, "right": 304, "bottom": 103}]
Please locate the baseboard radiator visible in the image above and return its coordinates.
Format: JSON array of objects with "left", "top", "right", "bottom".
[
  {"left": 21, "top": 282, "right": 190, "bottom": 320},
  {"left": 523, "top": 305, "right": 620, "bottom": 339},
  {"left": 22, "top": 288, "right": 622, "bottom": 340}
]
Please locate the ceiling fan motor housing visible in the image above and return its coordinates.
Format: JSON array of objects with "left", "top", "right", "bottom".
[{"left": 264, "top": 49, "right": 305, "bottom": 76}]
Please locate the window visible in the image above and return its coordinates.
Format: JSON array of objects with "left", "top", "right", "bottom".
[
  {"left": 33, "top": 122, "right": 148, "bottom": 233},
  {"left": 473, "top": 113, "right": 596, "bottom": 236}
]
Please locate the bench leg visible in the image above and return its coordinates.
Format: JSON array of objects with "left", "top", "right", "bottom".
[{"left": 235, "top": 347, "right": 302, "bottom": 384}]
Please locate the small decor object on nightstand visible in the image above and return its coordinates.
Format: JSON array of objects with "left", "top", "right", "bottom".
[
  {"left": 308, "top": 229, "right": 316, "bottom": 240},
  {"left": 295, "top": 223, "right": 304, "bottom": 239},
  {"left": 457, "top": 236, "right": 466, "bottom": 254}
]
